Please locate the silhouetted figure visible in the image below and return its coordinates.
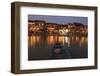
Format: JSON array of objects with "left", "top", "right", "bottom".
[{"left": 51, "top": 43, "right": 71, "bottom": 59}]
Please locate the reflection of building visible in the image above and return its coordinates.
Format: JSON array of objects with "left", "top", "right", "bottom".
[{"left": 28, "top": 20, "right": 87, "bottom": 36}]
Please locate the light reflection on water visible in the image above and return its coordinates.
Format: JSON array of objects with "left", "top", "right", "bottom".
[
  {"left": 28, "top": 35, "right": 88, "bottom": 60},
  {"left": 28, "top": 35, "right": 87, "bottom": 48}
]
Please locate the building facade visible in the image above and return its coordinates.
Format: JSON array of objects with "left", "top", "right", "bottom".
[{"left": 28, "top": 20, "right": 87, "bottom": 36}]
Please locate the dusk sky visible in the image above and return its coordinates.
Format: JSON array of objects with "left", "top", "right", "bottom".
[{"left": 28, "top": 15, "right": 88, "bottom": 25}]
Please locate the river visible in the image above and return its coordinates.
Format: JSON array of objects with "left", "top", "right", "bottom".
[{"left": 28, "top": 35, "right": 88, "bottom": 60}]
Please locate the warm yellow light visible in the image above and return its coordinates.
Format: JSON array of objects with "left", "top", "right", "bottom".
[{"left": 65, "top": 36, "right": 68, "bottom": 43}]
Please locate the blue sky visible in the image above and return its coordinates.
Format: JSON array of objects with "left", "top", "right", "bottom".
[{"left": 28, "top": 15, "right": 88, "bottom": 25}]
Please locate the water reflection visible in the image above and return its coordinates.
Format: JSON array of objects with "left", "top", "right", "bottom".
[
  {"left": 28, "top": 35, "right": 87, "bottom": 47},
  {"left": 28, "top": 35, "right": 88, "bottom": 60}
]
